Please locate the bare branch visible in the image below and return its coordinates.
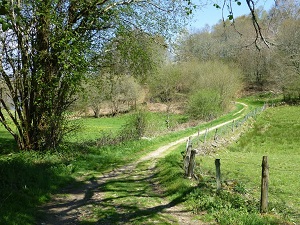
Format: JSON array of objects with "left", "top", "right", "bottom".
[{"left": 246, "top": 0, "right": 270, "bottom": 49}]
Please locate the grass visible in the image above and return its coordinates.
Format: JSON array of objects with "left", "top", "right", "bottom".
[
  {"left": 67, "top": 114, "right": 130, "bottom": 142},
  {"left": 0, "top": 101, "right": 251, "bottom": 224},
  {"left": 79, "top": 161, "right": 181, "bottom": 225},
  {"left": 156, "top": 105, "right": 300, "bottom": 224},
  {"left": 67, "top": 111, "right": 189, "bottom": 143}
]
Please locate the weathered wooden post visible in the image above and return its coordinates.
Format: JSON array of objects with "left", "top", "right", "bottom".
[
  {"left": 214, "top": 128, "right": 218, "bottom": 141},
  {"left": 185, "top": 137, "right": 192, "bottom": 157},
  {"left": 187, "top": 150, "right": 197, "bottom": 179},
  {"left": 215, "top": 159, "right": 221, "bottom": 191},
  {"left": 260, "top": 156, "right": 269, "bottom": 213},
  {"left": 184, "top": 137, "right": 192, "bottom": 176}
]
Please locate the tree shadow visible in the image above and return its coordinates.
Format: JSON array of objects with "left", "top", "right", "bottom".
[
  {"left": 38, "top": 159, "right": 195, "bottom": 225},
  {"left": 0, "top": 131, "right": 18, "bottom": 154},
  {"left": 0, "top": 149, "right": 81, "bottom": 225}
]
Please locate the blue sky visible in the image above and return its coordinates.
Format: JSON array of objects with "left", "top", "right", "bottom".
[{"left": 188, "top": 0, "right": 275, "bottom": 31}]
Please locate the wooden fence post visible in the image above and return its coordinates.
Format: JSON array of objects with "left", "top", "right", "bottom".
[
  {"left": 215, "top": 159, "right": 221, "bottom": 191},
  {"left": 187, "top": 150, "right": 196, "bottom": 179},
  {"left": 214, "top": 128, "right": 218, "bottom": 141},
  {"left": 184, "top": 137, "right": 192, "bottom": 176},
  {"left": 260, "top": 156, "right": 269, "bottom": 213}
]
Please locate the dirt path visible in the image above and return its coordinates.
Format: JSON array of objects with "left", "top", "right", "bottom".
[
  {"left": 39, "top": 103, "right": 247, "bottom": 225},
  {"left": 39, "top": 162, "right": 202, "bottom": 224}
]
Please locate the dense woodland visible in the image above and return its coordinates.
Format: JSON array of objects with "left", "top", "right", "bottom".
[{"left": 0, "top": 0, "right": 300, "bottom": 151}]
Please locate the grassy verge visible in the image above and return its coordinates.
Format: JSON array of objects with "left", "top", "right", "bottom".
[
  {"left": 156, "top": 105, "right": 299, "bottom": 224},
  {"left": 0, "top": 102, "right": 249, "bottom": 224}
]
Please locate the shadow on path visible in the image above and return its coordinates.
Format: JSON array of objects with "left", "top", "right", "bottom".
[{"left": 39, "top": 161, "right": 197, "bottom": 225}]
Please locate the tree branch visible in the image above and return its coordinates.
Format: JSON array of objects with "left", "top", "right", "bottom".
[{"left": 245, "top": 0, "right": 270, "bottom": 49}]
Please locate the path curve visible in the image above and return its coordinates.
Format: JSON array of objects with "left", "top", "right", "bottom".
[
  {"left": 39, "top": 102, "right": 248, "bottom": 225},
  {"left": 138, "top": 102, "right": 248, "bottom": 162}
]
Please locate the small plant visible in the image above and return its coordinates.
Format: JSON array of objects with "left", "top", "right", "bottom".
[
  {"left": 233, "top": 182, "right": 247, "bottom": 194},
  {"left": 119, "top": 109, "right": 147, "bottom": 141}
]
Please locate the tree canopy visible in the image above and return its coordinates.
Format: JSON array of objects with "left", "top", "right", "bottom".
[{"left": 0, "top": 0, "right": 191, "bottom": 150}]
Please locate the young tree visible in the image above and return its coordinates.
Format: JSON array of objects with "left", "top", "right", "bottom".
[{"left": 0, "top": 0, "right": 191, "bottom": 150}]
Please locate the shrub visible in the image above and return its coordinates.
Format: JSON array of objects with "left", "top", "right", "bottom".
[
  {"left": 186, "top": 89, "right": 222, "bottom": 120},
  {"left": 122, "top": 109, "right": 147, "bottom": 140}
]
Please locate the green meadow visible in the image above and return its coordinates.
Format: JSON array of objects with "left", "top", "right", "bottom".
[
  {"left": 1, "top": 102, "right": 299, "bottom": 224},
  {"left": 156, "top": 105, "right": 300, "bottom": 224}
]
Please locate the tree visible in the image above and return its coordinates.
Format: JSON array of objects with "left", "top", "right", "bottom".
[
  {"left": 85, "top": 74, "right": 109, "bottom": 118},
  {"left": 98, "top": 28, "right": 168, "bottom": 85},
  {"left": 0, "top": 0, "right": 191, "bottom": 150},
  {"left": 148, "top": 63, "right": 184, "bottom": 107},
  {"left": 175, "top": 27, "right": 219, "bottom": 62},
  {"left": 275, "top": 18, "right": 300, "bottom": 102}
]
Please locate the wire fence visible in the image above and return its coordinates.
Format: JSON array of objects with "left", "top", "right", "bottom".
[
  {"left": 182, "top": 104, "right": 267, "bottom": 178},
  {"left": 182, "top": 104, "right": 299, "bottom": 217},
  {"left": 190, "top": 104, "right": 267, "bottom": 152}
]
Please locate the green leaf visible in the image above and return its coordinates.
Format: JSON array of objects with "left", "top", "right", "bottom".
[
  {"left": 228, "top": 15, "right": 234, "bottom": 20},
  {"left": 1, "top": 22, "right": 9, "bottom": 31},
  {"left": 213, "top": 4, "right": 221, "bottom": 9}
]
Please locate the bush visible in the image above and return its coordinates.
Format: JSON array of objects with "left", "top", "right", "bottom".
[
  {"left": 186, "top": 89, "right": 222, "bottom": 120},
  {"left": 95, "top": 110, "right": 147, "bottom": 147},
  {"left": 122, "top": 110, "right": 147, "bottom": 140}
]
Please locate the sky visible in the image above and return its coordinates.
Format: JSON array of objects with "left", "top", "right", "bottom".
[{"left": 188, "top": 0, "right": 276, "bottom": 31}]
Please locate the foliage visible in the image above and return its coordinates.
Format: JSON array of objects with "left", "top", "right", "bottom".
[
  {"left": 0, "top": 0, "right": 191, "bottom": 151},
  {"left": 184, "top": 60, "right": 242, "bottom": 119},
  {"left": 187, "top": 89, "right": 222, "bottom": 120},
  {"left": 149, "top": 63, "right": 184, "bottom": 104},
  {"left": 148, "top": 60, "right": 242, "bottom": 119},
  {"left": 122, "top": 109, "right": 148, "bottom": 140},
  {"left": 100, "top": 29, "right": 168, "bottom": 82},
  {"left": 275, "top": 19, "right": 300, "bottom": 103},
  {"left": 95, "top": 110, "right": 147, "bottom": 147},
  {"left": 76, "top": 73, "right": 142, "bottom": 117},
  {"left": 171, "top": 1, "right": 300, "bottom": 102}
]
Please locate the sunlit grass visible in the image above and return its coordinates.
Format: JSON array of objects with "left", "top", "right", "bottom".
[
  {"left": 161, "top": 105, "right": 300, "bottom": 224},
  {"left": 0, "top": 102, "right": 248, "bottom": 224}
]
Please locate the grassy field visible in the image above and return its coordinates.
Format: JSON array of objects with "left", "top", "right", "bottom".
[
  {"left": 156, "top": 105, "right": 300, "bottom": 224},
  {"left": 67, "top": 111, "right": 190, "bottom": 143},
  {"left": 0, "top": 101, "right": 256, "bottom": 224}
]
